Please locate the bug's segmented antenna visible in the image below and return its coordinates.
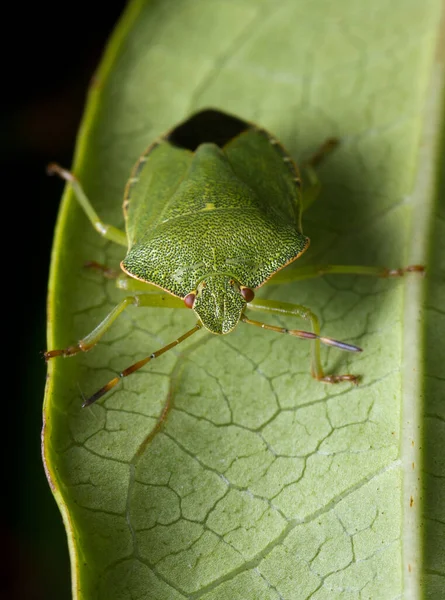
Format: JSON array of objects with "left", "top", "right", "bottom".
[
  {"left": 82, "top": 323, "right": 202, "bottom": 407},
  {"left": 296, "top": 330, "right": 362, "bottom": 353},
  {"left": 241, "top": 316, "right": 362, "bottom": 353}
]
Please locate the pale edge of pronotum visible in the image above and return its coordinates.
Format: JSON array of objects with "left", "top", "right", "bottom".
[
  {"left": 401, "top": 48, "right": 444, "bottom": 600},
  {"left": 41, "top": 1, "right": 147, "bottom": 598}
]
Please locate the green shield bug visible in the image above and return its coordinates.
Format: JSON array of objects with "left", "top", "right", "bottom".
[{"left": 46, "top": 109, "right": 424, "bottom": 407}]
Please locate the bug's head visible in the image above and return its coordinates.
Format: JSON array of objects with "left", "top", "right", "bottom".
[{"left": 184, "top": 275, "right": 255, "bottom": 335}]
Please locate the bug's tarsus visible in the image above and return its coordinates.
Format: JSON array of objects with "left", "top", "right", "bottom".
[
  {"left": 385, "top": 264, "right": 425, "bottom": 277},
  {"left": 316, "top": 373, "right": 361, "bottom": 385},
  {"left": 44, "top": 341, "right": 91, "bottom": 362},
  {"left": 47, "top": 162, "right": 76, "bottom": 182},
  {"left": 406, "top": 265, "right": 425, "bottom": 273},
  {"left": 44, "top": 347, "right": 78, "bottom": 361}
]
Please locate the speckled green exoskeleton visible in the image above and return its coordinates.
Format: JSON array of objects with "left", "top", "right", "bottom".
[{"left": 45, "top": 109, "right": 423, "bottom": 407}]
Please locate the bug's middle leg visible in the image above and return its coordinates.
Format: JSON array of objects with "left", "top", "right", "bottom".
[
  {"left": 45, "top": 292, "right": 185, "bottom": 360},
  {"left": 267, "top": 263, "right": 425, "bottom": 285},
  {"left": 245, "top": 297, "right": 361, "bottom": 384}
]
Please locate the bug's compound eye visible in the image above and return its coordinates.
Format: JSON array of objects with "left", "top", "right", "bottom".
[
  {"left": 241, "top": 287, "right": 255, "bottom": 302},
  {"left": 184, "top": 292, "right": 196, "bottom": 308}
]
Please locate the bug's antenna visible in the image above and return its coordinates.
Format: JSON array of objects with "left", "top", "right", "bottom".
[
  {"left": 241, "top": 316, "right": 362, "bottom": 353},
  {"left": 82, "top": 323, "right": 202, "bottom": 407}
]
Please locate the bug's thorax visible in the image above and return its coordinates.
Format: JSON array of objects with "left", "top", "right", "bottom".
[{"left": 191, "top": 274, "right": 248, "bottom": 335}]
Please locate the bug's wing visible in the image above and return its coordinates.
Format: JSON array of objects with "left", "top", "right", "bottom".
[
  {"left": 124, "top": 141, "right": 193, "bottom": 248},
  {"left": 122, "top": 142, "right": 308, "bottom": 296},
  {"left": 123, "top": 109, "right": 248, "bottom": 247},
  {"left": 224, "top": 127, "right": 303, "bottom": 231}
]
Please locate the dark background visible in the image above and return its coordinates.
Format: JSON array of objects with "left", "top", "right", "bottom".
[{"left": 3, "top": 3, "right": 127, "bottom": 598}]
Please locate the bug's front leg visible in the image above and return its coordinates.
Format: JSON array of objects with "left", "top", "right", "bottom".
[
  {"left": 245, "top": 297, "right": 361, "bottom": 384},
  {"left": 44, "top": 292, "right": 185, "bottom": 360}
]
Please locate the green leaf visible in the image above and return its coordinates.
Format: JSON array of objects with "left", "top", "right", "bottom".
[{"left": 43, "top": 0, "right": 444, "bottom": 598}]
